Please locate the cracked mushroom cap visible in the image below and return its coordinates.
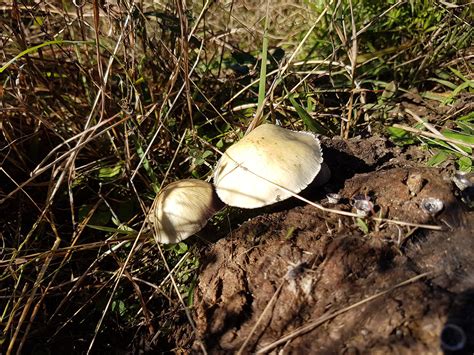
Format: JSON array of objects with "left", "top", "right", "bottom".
[
  {"left": 213, "top": 124, "right": 324, "bottom": 208},
  {"left": 148, "top": 179, "right": 220, "bottom": 244}
]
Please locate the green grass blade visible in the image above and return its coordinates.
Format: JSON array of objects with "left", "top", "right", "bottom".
[
  {"left": 289, "top": 95, "right": 327, "bottom": 134},
  {"left": 1, "top": 40, "right": 93, "bottom": 73},
  {"left": 427, "top": 77, "right": 458, "bottom": 90},
  {"left": 257, "top": 1, "right": 270, "bottom": 112},
  {"left": 426, "top": 150, "right": 449, "bottom": 167},
  {"left": 86, "top": 224, "right": 137, "bottom": 235}
]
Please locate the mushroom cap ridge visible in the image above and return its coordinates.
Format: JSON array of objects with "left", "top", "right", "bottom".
[
  {"left": 149, "top": 179, "right": 219, "bottom": 244},
  {"left": 213, "top": 124, "right": 323, "bottom": 208}
]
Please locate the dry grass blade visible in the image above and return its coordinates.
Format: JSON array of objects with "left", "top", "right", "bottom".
[
  {"left": 49, "top": 239, "right": 133, "bottom": 322},
  {"left": 237, "top": 280, "right": 285, "bottom": 354},
  {"left": 176, "top": 0, "right": 193, "bottom": 129},
  {"left": 0, "top": 116, "right": 128, "bottom": 205},
  {"left": 199, "top": 137, "right": 443, "bottom": 231},
  {"left": 16, "top": 235, "right": 62, "bottom": 353},
  {"left": 86, "top": 226, "right": 146, "bottom": 354},
  {"left": 1, "top": 0, "right": 471, "bottom": 351},
  {"left": 263, "top": 175, "right": 443, "bottom": 230},
  {"left": 154, "top": 241, "right": 208, "bottom": 354},
  {"left": 393, "top": 124, "right": 474, "bottom": 149},
  {"left": 404, "top": 108, "right": 470, "bottom": 156},
  {"left": 256, "top": 272, "right": 433, "bottom": 353},
  {"left": 132, "top": 251, "right": 192, "bottom": 318},
  {"left": 223, "top": 59, "right": 351, "bottom": 109},
  {"left": 342, "top": 0, "right": 359, "bottom": 139},
  {"left": 246, "top": 1, "right": 332, "bottom": 131},
  {"left": 8, "top": 236, "right": 61, "bottom": 355}
]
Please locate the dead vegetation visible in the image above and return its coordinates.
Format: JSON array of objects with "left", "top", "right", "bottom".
[{"left": 0, "top": 0, "right": 473, "bottom": 353}]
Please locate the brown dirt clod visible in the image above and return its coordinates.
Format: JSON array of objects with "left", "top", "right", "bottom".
[{"left": 193, "top": 136, "right": 474, "bottom": 354}]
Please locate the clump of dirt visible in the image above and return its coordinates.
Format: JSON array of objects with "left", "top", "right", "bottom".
[{"left": 192, "top": 136, "right": 474, "bottom": 353}]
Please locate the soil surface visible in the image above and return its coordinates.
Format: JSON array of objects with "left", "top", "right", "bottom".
[{"left": 192, "top": 136, "right": 474, "bottom": 354}]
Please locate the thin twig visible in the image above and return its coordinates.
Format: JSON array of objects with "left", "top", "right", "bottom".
[
  {"left": 343, "top": 0, "right": 359, "bottom": 139},
  {"left": 199, "top": 136, "right": 443, "bottom": 231},
  {"left": 246, "top": 1, "right": 332, "bottom": 131},
  {"left": 404, "top": 108, "right": 470, "bottom": 156},
  {"left": 86, "top": 225, "right": 146, "bottom": 354},
  {"left": 237, "top": 280, "right": 285, "bottom": 354},
  {"left": 393, "top": 124, "right": 474, "bottom": 149},
  {"left": 256, "top": 272, "right": 433, "bottom": 353},
  {"left": 154, "top": 241, "right": 208, "bottom": 354}
]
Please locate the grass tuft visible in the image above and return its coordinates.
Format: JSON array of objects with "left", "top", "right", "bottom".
[{"left": 0, "top": 0, "right": 472, "bottom": 352}]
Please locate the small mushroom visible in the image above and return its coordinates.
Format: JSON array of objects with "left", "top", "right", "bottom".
[
  {"left": 213, "top": 124, "right": 327, "bottom": 208},
  {"left": 148, "top": 179, "right": 221, "bottom": 244}
]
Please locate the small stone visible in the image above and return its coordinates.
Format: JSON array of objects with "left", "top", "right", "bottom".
[
  {"left": 406, "top": 173, "right": 424, "bottom": 196},
  {"left": 327, "top": 193, "right": 341, "bottom": 204}
]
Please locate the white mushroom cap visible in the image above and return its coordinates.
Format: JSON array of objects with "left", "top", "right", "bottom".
[
  {"left": 148, "top": 179, "right": 220, "bottom": 244},
  {"left": 213, "top": 124, "right": 323, "bottom": 208}
]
